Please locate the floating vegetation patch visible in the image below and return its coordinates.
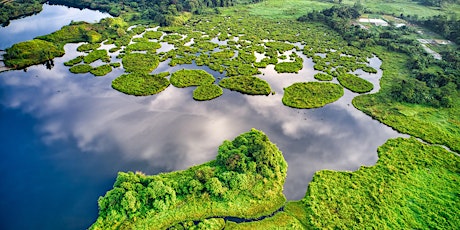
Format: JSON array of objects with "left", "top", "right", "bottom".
[
  {"left": 282, "top": 82, "right": 343, "bottom": 108},
  {"left": 83, "top": 49, "right": 110, "bottom": 64},
  {"left": 265, "top": 41, "right": 296, "bottom": 53},
  {"left": 193, "top": 84, "right": 223, "bottom": 101},
  {"left": 69, "top": 64, "right": 92, "bottom": 74},
  {"left": 77, "top": 43, "right": 101, "bottom": 52},
  {"left": 143, "top": 31, "right": 163, "bottom": 40},
  {"left": 112, "top": 72, "right": 170, "bottom": 96},
  {"left": 64, "top": 55, "right": 84, "bottom": 66},
  {"left": 337, "top": 73, "right": 374, "bottom": 93},
  {"left": 90, "top": 64, "right": 112, "bottom": 76},
  {"left": 314, "top": 73, "right": 333, "bottom": 81},
  {"left": 125, "top": 41, "right": 161, "bottom": 52},
  {"left": 219, "top": 76, "right": 271, "bottom": 95},
  {"left": 274, "top": 56, "right": 303, "bottom": 73},
  {"left": 170, "top": 69, "right": 215, "bottom": 88},
  {"left": 122, "top": 53, "right": 160, "bottom": 73}
]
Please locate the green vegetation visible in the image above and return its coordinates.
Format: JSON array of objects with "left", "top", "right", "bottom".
[
  {"left": 90, "top": 64, "right": 112, "bottom": 76},
  {"left": 314, "top": 73, "right": 333, "bottom": 81},
  {"left": 302, "top": 137, "right": 460, "bottom": 229},
  {"left": 274, "top": 54, "right": 303, "bottom": 73},
  {"left": 170, "top": 69, "right": 215, "bottom": 88},
  {"left": 0, "top": 0, "right": 47, "bottom": 26},
  {"left": 282, "top": 82, "right": 343, "bottom": 109},
  {"left": 69, "top": 64, "right": 92, "bottom": 74},
  {"left": 337, "top": 73, "right": 374, "bottom": 93},
  {"left": 112, "top": 72, "right": 170, "bottom": 96},
  {"left": 77, "top": 43, "right": 101, "bottom": 52},
  {"left": 143, "top": 31, "right": 163, "bottom": 40},
  {"left": 64, "top": 56, "right": 84, "bottom": 66},
  {"left": 125, "top": 41, "right": 161, "bottom": 52},
  {"left": 4, "top": 39, "right": 64, "bottom": 69},
  {"left": 90, "top": 129, "right": 287, "bottom": 229},
  {"left": 219, "top": 76, "right": 271, "bottom": 96},
  {"left": 122, "top": 53, "right": 159, "bottom": 73},
  {"left": 83, "top": 49, "right": 110, "bottom": 64},
  {"left": 193, "top": 84, "right": 223, "bottom": 101}
]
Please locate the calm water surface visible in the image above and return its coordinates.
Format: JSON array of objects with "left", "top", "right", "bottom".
[{"left": 0, "top": 6, "right": 403, "bottom": 230}]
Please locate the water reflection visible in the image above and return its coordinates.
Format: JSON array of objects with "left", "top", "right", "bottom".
[
  {"left": 1, "top": 40, "right": 403, "bottom": 230},
  {"left": 0, "top": 3, "right": 110, "bottom": 49}
]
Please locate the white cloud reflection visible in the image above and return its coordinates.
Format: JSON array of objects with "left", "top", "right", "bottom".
[{"left": 0, "top": 43, "right": 404, "bottom": 201}]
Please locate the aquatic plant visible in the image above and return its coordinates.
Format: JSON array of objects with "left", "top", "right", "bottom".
[{"left": 282, "top": 82, "right": 343, "bottom": 108}]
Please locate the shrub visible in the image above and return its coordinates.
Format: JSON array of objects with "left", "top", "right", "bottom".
[
  {"left": 219, "top": 76, "right": 271, "bottom": 95},
  {"left": 193, "top": 84, "right": 223, "bottom": 101},
  {"left": 112, "top": 72, "right": 170, "bottom": 96},
  {"left": 337, "top": 73, "right": 373, "bottom": 93},
  {"left": 170, "top": 69, "right": 215, "bottom": 88},
  {"left": 282, "top": 82, "right": 343, "bottom": 108}
]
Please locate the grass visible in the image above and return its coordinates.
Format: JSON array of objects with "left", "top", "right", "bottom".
[
  {"left": 219, "top": 76, "right": 271, "bottom": 96},
  {"left": 282, "top": 82, "right": 343, "bottom": 109},
  {"left": 314, "top": 73, "right": 333, "bottom": 81},
  {"left": 69, "top": 64, "right": 92, "bottom": 74},
  {"left": 90, "top": 64, "right": 112, "bottom": 76},
  {"left": 170, "top": 69, "right": 215, "bottom": 88},
  {"left": 302, "top": 137, "right": 460, "bottom": 229},
  {"left": 112, "top": 72, "right": 170, "bottom": 96},
  {"left": 353, "top": 46, "right": 460, "bottom": 153},
  {"left": 337, "top": 73, "right": 374, "bottom": 93},
  {"left": 122, "top": 52, "right": 160, "bottom": 73},
  {"left": 83, "top": 49, "right": 110, "bottom": 64},
  {"left": 193, "top": 84, "right": 223, "bottom": 101},
  {"left": 64, "top": 55, "right": 84, "bottom": 66}
]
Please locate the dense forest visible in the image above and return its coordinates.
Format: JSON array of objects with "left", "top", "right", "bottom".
[
  {"left": 0, "top": 0, "right": 47, "bottom": 26},
  {"left": 48, "top": 0, "right": 243, "bottom": 25}
]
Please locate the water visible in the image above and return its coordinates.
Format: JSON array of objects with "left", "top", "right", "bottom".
[
  {"left": 0, "top": 5, "right": 403, "bottom": 230},
  {"left": 0, "top": 3, "right": 111, "bottom": 49}
]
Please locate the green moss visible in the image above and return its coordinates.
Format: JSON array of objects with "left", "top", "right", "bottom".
[
  {"left": 69, "top": 64, "right": 92, "bottom": 74},
  {"left": 64, "top": 56, "right": 84, "bottom": 66},
  {"left": 112, "top": 72, "right": 170, "bottom": 96},
  {"left": 83, "top": 49, "right": 110, "bottom": 64},
  {"left": 193, "top": 84, "right": 223, "bottom": 101},
  {"left": 219, "top": 76, "right": 271, "bottom": 95},
  {"left": 302, "top": 137, "right": 460, "bottom": 229},
  {"left": 170, "top": 69, "right": 215, "bottom": 88},
  {"left": 122, "top": 53, "right": 160, "bottom": 73},
  {"left": 314, "top": 73, "right": 333, "bottom": 81},
  {"left": 90, "top": 64, "right": 112, "bottom": 76},
  {"left": 282, "top": 82, "right": 343, "bottom": 108},
  {"left": 4, "top": 39, "right": 64, "bottom": 69},
  {"left": 337, "top": 73, "right": 374, "bottom": 93}
]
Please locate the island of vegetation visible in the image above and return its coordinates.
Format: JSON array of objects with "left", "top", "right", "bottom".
[
  {"left": 282, "top": 82, "right": 344, "bottom": 109},
  {"left": 112, "top": 72, "right": 170, "bottom": 96},
  {"left": 2, "top": 0, "right": 459, "bottom": 228},
  {"left": 219, "top": 76, "right": 272, "bottom": 96},
  {"left": 90, "top": 129, "right": 287, "bottom": 229},
  {"left": 337, "top": 73, "right": 374, "bottom": 93}
]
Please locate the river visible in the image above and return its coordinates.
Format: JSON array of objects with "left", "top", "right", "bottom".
[{"left": 0, "top": 4, "right": 403, "bottom": 230}]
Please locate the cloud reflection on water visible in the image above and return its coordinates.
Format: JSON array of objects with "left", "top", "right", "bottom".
[{"left": 0, "top": 42, "right": 405, "bottom": 229}]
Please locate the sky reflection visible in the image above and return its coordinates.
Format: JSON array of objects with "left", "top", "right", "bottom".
[
  {"left": 0, "top": 15, "right": 405, "bottom": 230},
  {"left": 0, "top": 4, "right": 110, "bottom": 49}
]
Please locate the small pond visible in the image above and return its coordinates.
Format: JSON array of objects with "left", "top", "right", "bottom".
[{"left": 0, "top": 5, "right": 403, "bottom": 230}]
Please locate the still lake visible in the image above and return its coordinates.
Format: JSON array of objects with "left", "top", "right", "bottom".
[{"left": 0, "top": 4, "right": 403, "bottom": 230}]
